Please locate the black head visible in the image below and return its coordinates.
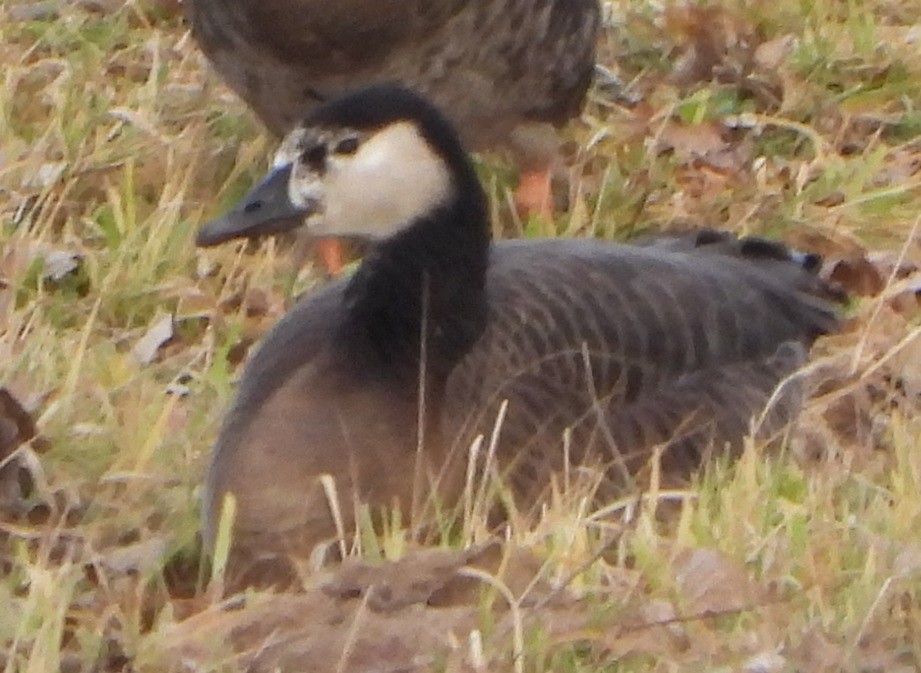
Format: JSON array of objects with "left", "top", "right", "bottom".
[{"left": 196, "top": 84, "right": 477, "bottom": 247}]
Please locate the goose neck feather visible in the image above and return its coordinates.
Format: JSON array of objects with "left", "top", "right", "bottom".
[{"left": 340, "top": 167, "right": 490, "bottom": 380}]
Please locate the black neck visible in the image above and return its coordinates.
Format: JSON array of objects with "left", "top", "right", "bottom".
[{"left": 340, "top": 170, "right": 490, "bottom": 384}]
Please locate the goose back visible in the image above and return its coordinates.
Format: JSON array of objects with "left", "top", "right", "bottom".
[{"left": 442, "top": 237, "right": 840, "bottom": 497}]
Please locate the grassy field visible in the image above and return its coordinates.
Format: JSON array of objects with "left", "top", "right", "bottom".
[{"left": 1, "top": 0, "right": 920, "bottom": 671}]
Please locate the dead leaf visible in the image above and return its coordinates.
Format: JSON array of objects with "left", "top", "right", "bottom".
[
  {"left": 657, "top": 121, "right": 728, "bottom": 162},
  {"left": 7, "top": 1, "right": 60, "bottom": 21},
  {"left": 744, "top": 650, "right": 786, "bottom": 673},
  {"left": 872, "top": 148, "right": 921, "bottom": 188},
  {"left": 132, "top": 314, "right": 175, "bottom": 365},
  {"left": 242, "top": 287, "right": 271, "bottom": 318},
  {"left": 601, "top": 598, "right": 686, "bottom": 660},
  {"left": 787, "top": 630, "right": 846, "bottom": 673},
  {"left": 754, "top": 35, "right": 795, "bottom": 71},
  {"left": 868, "top": 251, "right": 919, "bottom": 281},
  {"left": 664, "top": 4, "right": 760, "bottom": 87},
  {"left": 889, "top": 274, "right": 921, "bottom": 319},
  {"left": 785, "top": 227, "right": 867, "bottom": 261},
  {"left": 673, "top": 547, "right": 759, "bottom": 614},
  {"left": 35, "top": 247, "right": 81, "bottom": 281},
  {"left": 824, "top": 251, "right": 919, "bottom": 299},
  {"left": 0, "top": 242, "right": 82, "bottom": 284},
  {"left": 826, "top": 256, "right": 886, "bottom": 296},
  {"left": 151, "top": 546, "right": 591, "bottom": 673},
  {"left": 95, "top": 537, "right": 170, "bottom": 575},
  {"left": 814, "top": 191, "right": 845, "bottom": 208},
  {"left": 893, "top": 543, "right": 921, "bottom": 577},
  {"left": 174, "top": 287, "right": 215, "bottom": 320}
]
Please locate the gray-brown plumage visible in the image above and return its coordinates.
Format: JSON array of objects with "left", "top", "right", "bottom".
[
  {"left": 197, "top": 86, "right": 842, "bottom": 584},
  {"left": 185, "top": 0, "right": 600, "bottom": 164}
]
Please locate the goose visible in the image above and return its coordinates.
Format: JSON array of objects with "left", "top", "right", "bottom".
[
  {"left": 186, "top": 0, "right": 602, "bottom": 272},
  {"left": 197, "top": 85, "right": 843, "bottom": 584}
]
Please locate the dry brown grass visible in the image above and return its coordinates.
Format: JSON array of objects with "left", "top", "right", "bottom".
[{"left": 1, "top": 0, "right": 920, "bottom": 671}]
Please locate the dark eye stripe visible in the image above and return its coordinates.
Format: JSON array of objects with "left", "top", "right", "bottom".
[{"left": 302, "top": 144, "right": 327, "bottom": 170}]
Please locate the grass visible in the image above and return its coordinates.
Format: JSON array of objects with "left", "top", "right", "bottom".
[{"left": 1, "top": 0, "right": 921, "bottom": 671}]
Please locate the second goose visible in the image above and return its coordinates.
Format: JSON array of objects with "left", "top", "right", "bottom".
[{"left": 197, "top": 85, "right": 842, "bottom": 582}]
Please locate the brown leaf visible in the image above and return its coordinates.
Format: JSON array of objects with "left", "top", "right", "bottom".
[
  {"left": 657, "top": 121, "right": 729, "bottom": 162},
  {"left": 825, "top": 251, "right": 919, "bottom": 299},
  {"left": 889, "top": 278, "right": 921, "bottom": 319},
  {"left": 754, "top": 35, "right": 795, "bottom": 71},
  {"left": 600, "top": 599, "right": 686, "bottom": 660},
  {"left": 174, "top": 287, "right": 215, "bottom": 320},
  {"left": 664, "top": 5, "right": 759, "bottom": 87},
  {"left": 242, "top": 287, "right": 271, "bottom": 318},
  {"left": 787, "top": 630, "right": 846, "bottom": 673},
  {"left": 872, "top": 148, "right": 921, "bottom": 188},
  {"left": 785, "top": 228, "right": 867, "bottom": 261},
  {"left": 321, "top": 547, "right": 480, "bottom": 612},
  {"left": 673, "top": 548, "right": 759, "bottom": 615},
  {"left": 826, "top": 256, "right": 886, "bottom": 296},
  {"left": 814, "top": 191, "right": 845, "bottom": 208},
  {"left": 150, "top": 546, "right": 586, "bottom": 673}
]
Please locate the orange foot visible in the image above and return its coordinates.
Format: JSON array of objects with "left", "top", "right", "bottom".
[
  {"left": 315, "top": 238, "right": 345, "bottom": 276},
  {"left": 514, "top": 167, "right": 554, "bottom": 221}
]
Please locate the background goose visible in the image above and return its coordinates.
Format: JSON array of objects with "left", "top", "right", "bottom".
[
  {"left": 198, "top": 85, "right": 843, "bottom": 584},
  {"left": 186, "top": 0, "right": 602, "bottom": 272}
]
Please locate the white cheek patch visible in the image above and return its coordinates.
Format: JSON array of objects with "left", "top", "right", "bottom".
[
  {"left": 313, "top": 122, "right": 454, "bottom": 238},
  {"left": 288, "top": 171, "right": 323, "bottom": 211}
]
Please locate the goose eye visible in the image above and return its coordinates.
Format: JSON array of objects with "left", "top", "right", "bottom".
[{"left": 333, "top": 136, "right": 360, "bottom": 155}]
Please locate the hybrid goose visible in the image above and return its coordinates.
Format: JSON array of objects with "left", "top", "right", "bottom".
[
  {"left": 186, "top": 0, "right": 602, "bottom": 272},
  {"left": 198, "top": 85, "right": 842, "bottom": 584}
]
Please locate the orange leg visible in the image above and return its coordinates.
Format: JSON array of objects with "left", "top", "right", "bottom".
[
  {"left": 514, "top": 167, "right": 554, "bottom": 221},
  {"left": 315, "top": 239, "right": 346, "bottom": 276}
]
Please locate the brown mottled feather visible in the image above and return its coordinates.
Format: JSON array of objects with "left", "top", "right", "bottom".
[
  {"left": 441, "top": 238, "right": 837, "bottom": 496},
  {"left": 185, "top": 0, "right": 600, "bottom": 157}
]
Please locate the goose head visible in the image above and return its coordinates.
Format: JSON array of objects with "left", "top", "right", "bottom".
[{"left": 196, "top": 84, "right": 478, "bottom": 247}]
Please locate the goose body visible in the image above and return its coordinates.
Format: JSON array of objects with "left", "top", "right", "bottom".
[{"left": 198, "top": 86, "right": 841, "bottom": 581}]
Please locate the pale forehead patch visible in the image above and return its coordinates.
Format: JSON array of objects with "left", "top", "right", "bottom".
[{"left": 273, "top": 128, "right": 306, "bottom": 168}]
